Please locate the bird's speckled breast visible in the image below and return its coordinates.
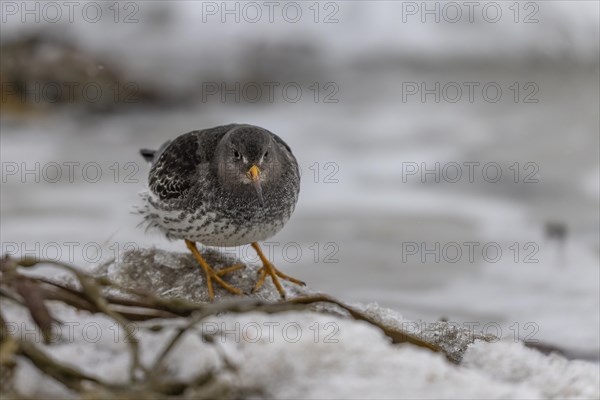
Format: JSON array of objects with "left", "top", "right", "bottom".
[
  {"left": 139, "top": 124, "right": 301, "bottom": 247},
  {"left": 144, "top": 189, "right": 297, "bottom": 246}
]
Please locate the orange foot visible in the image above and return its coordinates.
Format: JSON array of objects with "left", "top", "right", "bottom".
[
  {"left": 185, "top": 239, "right": 244, "bottom": 301},
  {"left": 251, "top": 242, "right": 305, "bottom": 299}
]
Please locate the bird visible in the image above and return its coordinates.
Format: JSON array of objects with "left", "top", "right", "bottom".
[{"left": 138, "top": 123, "right": 305, "bottom": 300}]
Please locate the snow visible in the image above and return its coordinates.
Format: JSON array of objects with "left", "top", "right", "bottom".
[
  {"left": 3, "top": 248, "right": 599, "bottom": 399},
  {"left": 5, "top": 303, "right": 599, "bottom": 399},
  {"left": 463, "top": 341, "right": 600, "bottom": 399}
]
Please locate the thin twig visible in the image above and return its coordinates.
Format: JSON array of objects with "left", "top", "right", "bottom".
[{"left": 14, "top": 258, "right": 148, "bottom": 380}]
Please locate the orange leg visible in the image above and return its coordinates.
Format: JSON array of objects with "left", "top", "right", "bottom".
[
  {"left": 185, "top": 240, "right": 244, "bottom": 301},
  {"left": 251, "top": 242, "right": 305, "bottom": 298}
]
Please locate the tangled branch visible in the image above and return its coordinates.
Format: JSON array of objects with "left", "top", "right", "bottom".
[{"left": 0, "top": 255, "right": 444, "bottom": 398}]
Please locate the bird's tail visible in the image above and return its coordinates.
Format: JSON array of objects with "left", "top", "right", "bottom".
[
  {"left": 140, "top": 149, "right": 155, "bottom": 163},
  {"left": 140, "top": 140, "right": 171, "bottom": 164}
]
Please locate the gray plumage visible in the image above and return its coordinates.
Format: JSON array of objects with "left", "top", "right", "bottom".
[{"left": 138, "top": 124, "right": 300, "bottom": 247}]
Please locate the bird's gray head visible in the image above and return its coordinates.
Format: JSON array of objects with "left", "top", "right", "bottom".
[{"left": 214, "top": 125, "right": 282, "bottom": 206}]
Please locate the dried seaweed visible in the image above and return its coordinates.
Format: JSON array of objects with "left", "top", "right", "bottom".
[{"left": 0, "top": 254, "right": 456, "bottom": 398}]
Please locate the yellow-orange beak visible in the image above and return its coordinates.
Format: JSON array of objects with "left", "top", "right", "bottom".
[
  {"left": 246, "top": 165, "right": 264, "bottom": 207},
  {"left": 247, "top": 165, "right": 260, "bottom": 181}
]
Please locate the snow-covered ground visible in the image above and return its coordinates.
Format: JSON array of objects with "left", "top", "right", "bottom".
[
  {"left": 7, "top": 305, "right": 600, "bottom": 399},
  {"left": 3, "top": 249, "right": 599, "bottom": 399}
]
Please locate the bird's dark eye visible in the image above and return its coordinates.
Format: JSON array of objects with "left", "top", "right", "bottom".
[
  {"left": 233, "top": 150, "right": 241, "bottom": 160},
  {"left": 263, "top": 151, "right": 269, "bottom": 159}
]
